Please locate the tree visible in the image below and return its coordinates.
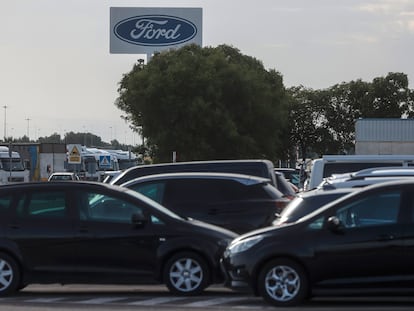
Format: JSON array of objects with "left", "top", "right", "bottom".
[
  {"left": 116, "top": 44, "right": 289, "bottom": 162},
  {"left": 286, "top": 72, "right": 414, "bottom": 158},
  {"left": 64, "top": 131, "right": 108, "bottom": 147},
  {"left": 38, "top": 133, "right": 62, "bottom": 143}
]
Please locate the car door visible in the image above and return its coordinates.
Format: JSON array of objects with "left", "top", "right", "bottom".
[
  {"left": 72, "top": 188, "right": 166, "bottom": 282},
  {"left": 5, "top": 187, "right": 77, "bottom": 273},
  {"left": 399, "top": 184, "right": 414, "bottom": 280},
  {"left": 309, "top": 187, "right": 406, "bottom": 287}
]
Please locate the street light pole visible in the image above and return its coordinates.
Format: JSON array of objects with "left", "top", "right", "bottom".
[
  {"left": 25, "top": 117, "right": 31, "bottom": 139},
  {"left": 3, "top": 105, "right": 7, "bottom": 141}
]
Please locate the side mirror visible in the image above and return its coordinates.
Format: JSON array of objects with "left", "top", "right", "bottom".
[
  {"left": 327, "top": 216, "right": 344, "bottom": 233},
  {"left": 131, "top": 211, "right": 147, "bottom": 227}
]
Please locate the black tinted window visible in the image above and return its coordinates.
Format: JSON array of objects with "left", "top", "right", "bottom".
[
  {"left": 336, "top": 191, "right": 401, "bottom": 228},
  {"left": 128, "top": 182, "right": 166, "bottom": 204},
  {"left": 16, "top": 191, "right": 67, "bottom": 219},
  {"left": 0, "top": 194, "right": 12, "bottom": 214},
  {"left": 78, "top": 190, "right": 164, "bottom": 225},
  {"left": 163, "top": 178, "right": 270, "bottom": 213}
]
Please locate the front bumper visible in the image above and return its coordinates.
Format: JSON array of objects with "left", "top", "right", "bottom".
[{"left": 220, "top": 253, "right": 253, "bottom": 293}]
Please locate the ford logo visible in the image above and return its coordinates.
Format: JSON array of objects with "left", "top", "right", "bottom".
[{"left": 114, "top": 15, "right": 198, "bottom": 46}]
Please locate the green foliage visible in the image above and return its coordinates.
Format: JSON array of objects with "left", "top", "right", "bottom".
[
  {"left": 288, "top": 72, "right": 414, "bottom": 158},
  {"left": 116, "top": 44, "right": 289, "bottom": 162}
]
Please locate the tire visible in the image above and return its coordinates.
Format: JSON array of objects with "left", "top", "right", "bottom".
[
  {"left": 0, "top": 252, "right": 20, "bottom": 296},
  {"left": 163, "top": 252, "right": 210, "bottom": 295},
  {"left": 257, "top": 258, "right": 308, "bottom": 306}
]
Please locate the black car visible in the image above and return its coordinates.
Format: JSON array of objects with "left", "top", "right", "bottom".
[
  {"left": 0, "top": 181, "right": 237, "bottom": 296},
  {"left": 121, "top": 172, "right": 289, "bottom": 234},
  {"left": 110, "top": 159, "right": 278, "bottom": 187},
  {"left": 221, "top": 180, "right": 414, "bottom": 306}
]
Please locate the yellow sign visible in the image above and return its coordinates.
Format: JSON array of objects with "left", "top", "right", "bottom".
[{"left": 68, "top": 144, "right": 82, "bottom": 164}]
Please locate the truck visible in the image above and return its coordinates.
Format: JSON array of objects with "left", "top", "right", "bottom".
[
  {"left": 65, "top": 146, "right": 120, "bottom": 182},
  {"left": 104, "top": 149, "right": 141, "bottom": 170},
  {"left": 0, "top": 146, "right": 30, "bottom": 184}
]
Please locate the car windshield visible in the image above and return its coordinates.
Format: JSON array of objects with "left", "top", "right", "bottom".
[{"left": 0, "top": 159, "right": 25, "bottom": 171}]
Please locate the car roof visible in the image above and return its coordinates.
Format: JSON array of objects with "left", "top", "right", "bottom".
[
  {"left": 299, "top": 187, "right": 358, "bottom": 198},
  {"left": 120, "top": 171, "right": 273, "bottom": 187},
  {"left": 49, "top": 172, "right": 76, "bottom": 176},
  {"left": 0, "top": 180, "right": 114, "bottom": 189},
  {"left": 350, "top": 166, "right": 414, "bottom": 179},
  {"left": 110, "top": 159, "right": 275, "bottom": 185}
]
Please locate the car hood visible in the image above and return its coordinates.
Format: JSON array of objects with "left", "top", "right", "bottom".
[
  {"left": 185, "top": 218, "right": 239, "bottom": 239},
  {"left": 230, "top": 222, "right": 297, "bottom": 244}
]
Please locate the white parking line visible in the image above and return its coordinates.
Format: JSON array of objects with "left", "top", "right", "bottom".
[
  {"left": 184, "top": 297, "right": 251, "bottom": 307},
  {"left": 74, "top": 297, "right": 128, "bottom": 304},
  {"left": 24, "top": 297, "right": 67, "bottom": 303},
  {"left": 127, "top": 296, "right": 188, "bottom": 305}
]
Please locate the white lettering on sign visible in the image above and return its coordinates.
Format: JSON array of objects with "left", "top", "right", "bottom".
[{"left": 130, "top": 19, "right": 181, "bottom": 40}]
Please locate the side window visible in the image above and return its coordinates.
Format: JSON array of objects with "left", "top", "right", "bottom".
[
  {"left": 335, "top": 191, "right": 401, "bottom": 228},
  {"left": 79, "top": 191, "right": 164, "bottom": 225},
  {"left": 0, "top": 194, "right": 13, "bottom": 216},
  {"left": 128, "top": 182, "right": 165, "bottom": 204},
  {"left": 163, "top": 179, "right": 222, "bottom": 213},
  {"left": 17, "top": 191, "right": 67, "bottom": 218}
]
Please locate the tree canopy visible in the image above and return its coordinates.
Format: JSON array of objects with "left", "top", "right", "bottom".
[
  {"left": 287, "top": 72, "right": 414, "bottom": 158},
  {"left": 116, "top": 44, "right": 289, "bottom": 163}
]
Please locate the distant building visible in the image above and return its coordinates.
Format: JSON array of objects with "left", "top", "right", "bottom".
[{"left": 355, "top": 119, "right": 414, "bottom": 155}]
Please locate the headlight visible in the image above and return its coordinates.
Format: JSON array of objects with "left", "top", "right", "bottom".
[{"left": 227, "top": 235, "right": 263, "bottom": 254}]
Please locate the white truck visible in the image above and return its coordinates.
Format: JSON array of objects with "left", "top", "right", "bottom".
[
  {"left": 105, "top": 149, "right": 141, "bottom": 170},
  {"left": 0, "top": 146, "right": 30, "bottom": 184}
]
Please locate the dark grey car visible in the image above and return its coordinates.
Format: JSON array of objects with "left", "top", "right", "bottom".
[{"left": 121, "top": 172, "right": 289, "bottom": 234}]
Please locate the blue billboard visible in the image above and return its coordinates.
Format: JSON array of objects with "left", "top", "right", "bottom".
[{"left": 110, "top": 7, "right": 202, "bottom": 54}]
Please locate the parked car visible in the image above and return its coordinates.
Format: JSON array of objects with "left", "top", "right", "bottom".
[
  {"left": 305, "top": 154, "right": 414, "bottom": 190},
  {"left": 0, "top": 181, "right": 237, "bottom": 296},
  {"left": 318, "top": 166, "right": 414, "bottom": 190},
  {"left": 102, "top": 170, "right": 122, "bottom": 183},
  {"left": 221, "top": 180, "right": 414, "bottom": 306},
  {"left": 121, "top": 172, "right": 289, "bottom": 234},
  {"left": 110, "top": 159, "right": 276, "bottom": 185},
  {"left": 273, "top": 187, "right": 358, "bottom": 226},
  {"left": 274, "top": 171, "right": 297, "bottom": 198},
  {"left": 47, "top": 172, "right": 79, "bottom": 181},
  {"left": 275, "top": 168, "right": 300, "bottom": 187}
]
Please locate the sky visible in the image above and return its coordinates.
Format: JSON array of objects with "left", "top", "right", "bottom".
[{"left": 1, "top": 0, "right": 413, "bottom": 145}]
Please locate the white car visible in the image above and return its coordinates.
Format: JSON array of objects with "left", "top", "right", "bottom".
[
  {"left": 48, "top": 172, "right": 80, "bottom": 181},
  {"left": 318, "top": 166, "right": 414, "bottom": 190}
]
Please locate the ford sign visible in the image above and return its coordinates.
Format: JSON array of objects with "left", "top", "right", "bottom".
[{"left": 114, "top": 15, "right": 198, "bottom": 46}]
